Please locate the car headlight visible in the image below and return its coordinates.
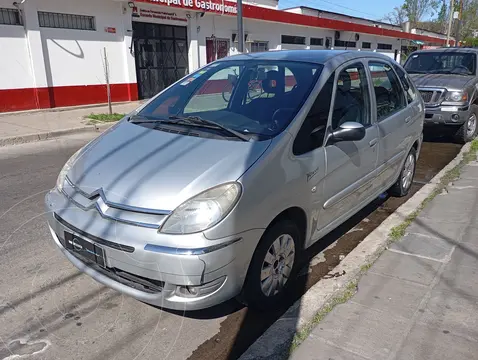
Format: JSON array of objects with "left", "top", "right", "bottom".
[
  {"left": 56, "top": 149, "right": 82, "bottom": 192},
  {"left": 159, "top": 182, "right": 242, "bottom": 234},
  {"left": 445, "top": 91, "right": 468, "bottom": 102}
]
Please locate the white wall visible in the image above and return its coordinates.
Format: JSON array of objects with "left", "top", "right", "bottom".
[
  {"left": 0, "top": 2, "right": 34, "bottom": 90},
  {"left": 283, "top": 7, "right": 401, "bottom": 32},
  {"left": 31, "top": 0, "right": 130, "bottom": 87}
]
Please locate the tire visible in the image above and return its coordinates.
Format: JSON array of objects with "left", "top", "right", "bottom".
[
  {"left": 389, "top": 147, "right": 417, "bottom": 198},
  {"left": 241, "top": 219, "right": 301, "bottom": 310},
  {"left": 454, "top": 105, "right": 478, "bottom": 144}
]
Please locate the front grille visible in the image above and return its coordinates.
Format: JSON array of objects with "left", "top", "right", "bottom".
[
  {"left": 418, "top": 88, "right": 445, "bottom": 105},
  {"left": 63, "top": 243, "right": 164, "bottom": 294},
  {"left": 54, "top": 213, "right": 135, "bottom": 253},
  {"left": 419, "top": 91, "right": 433, "bottom": 103}
]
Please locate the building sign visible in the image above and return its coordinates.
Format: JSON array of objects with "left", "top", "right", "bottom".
[
  {"left": 104, "top": 27, "right": 117, "bottom": 33},
  {"left": 137, "top": 0, "right": 238, "bottom": 15},
  {"left": 422, "top": 45, "right": 439, "bottom": 49},
  {"left": 139, "top": 8, "right": 188, "bottom": 22}
]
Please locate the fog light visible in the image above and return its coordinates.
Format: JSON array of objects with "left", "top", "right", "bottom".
[
  {"left": 452, "top": 114, "right": 460, "bottom": 122},
  {"left": 176, "top": 276, "right": 226, "bottom": 298}
]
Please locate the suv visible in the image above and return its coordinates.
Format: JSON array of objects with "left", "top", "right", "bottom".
[{"left": 404, "top": 48, "right": 478, "bottom": 143}]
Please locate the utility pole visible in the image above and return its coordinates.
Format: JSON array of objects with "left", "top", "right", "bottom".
[
  {"left": 237, "top": 0, "right": 244, "bottom": 53},
  {"left": 446, "top": 0, "right": 455, "bottom": 46}
]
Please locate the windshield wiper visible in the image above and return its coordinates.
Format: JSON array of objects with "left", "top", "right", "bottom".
[
  {"left": 168, "top": 115, "right": 250, "bottom": 142},
  {"left": 128, "top": 114, "right": 167, "bottom": 124}
]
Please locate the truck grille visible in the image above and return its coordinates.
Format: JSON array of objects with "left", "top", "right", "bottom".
[
  {"left": 419, "top": 91, "right": 433, "bottom": 103},
  {"left": 418, "top": 88, "right": 445, "bottom": 105}
]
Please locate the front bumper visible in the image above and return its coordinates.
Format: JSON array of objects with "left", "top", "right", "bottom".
[
  {"left": 424, "top": 105, "right": 471, "bottom": 126},
  {"left": 44, "top": 189, "right": 262, "bottom": 311}
]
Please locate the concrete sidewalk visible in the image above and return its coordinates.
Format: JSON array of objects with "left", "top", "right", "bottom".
[
  {"left": 0, "top": 101, "right": 142, "bottom": 146},
  {"left": 291, "top": 161, "right": 478, "bottom": 360}
]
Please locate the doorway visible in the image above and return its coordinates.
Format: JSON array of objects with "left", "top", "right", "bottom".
[
  {"left": 133, "top": 22, "right": 189, "bottom": 99},
  {"left": 206, "top": 37, "right": 230, "bottom": 63}
]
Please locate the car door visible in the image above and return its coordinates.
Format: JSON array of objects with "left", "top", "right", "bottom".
[
  {"left": 318, "top": 60, "right": 379, "bottom": 234},
  {"left": 367, "top": 61, "right": 410, "bottom": 189}
]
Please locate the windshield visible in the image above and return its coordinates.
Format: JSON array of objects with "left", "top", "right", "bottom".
[
  {"left": 137, "top": 60, "right": 323, "bottom": 139},
  {"left": 404, "top": 52, "right": 476, "bottom": 75}
]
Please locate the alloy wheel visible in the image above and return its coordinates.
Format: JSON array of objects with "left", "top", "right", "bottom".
[
  {"left": 260, "top": 234, "right": 295, "bottom": 297},
  {"left": 402, "top": 153, "right": 415, "bottom": 191}
]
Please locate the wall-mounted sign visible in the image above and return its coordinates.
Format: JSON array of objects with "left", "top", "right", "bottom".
[
  {"left": 137, "top": 0, "right": 238, "bottom": 15},
  {"left": 138, "top": 8, "right": 188, "bottom": 22},
  {"left": 104, "top": 27, "right": 117, "bottom": 33}
]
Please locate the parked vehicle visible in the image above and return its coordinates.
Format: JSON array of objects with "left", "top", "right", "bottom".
[
  {"left": 45, "top": 50, "right": 424, "bottom": 311},
  {"left": 404, "top": 47, "right": 478, "bottom": 143}
]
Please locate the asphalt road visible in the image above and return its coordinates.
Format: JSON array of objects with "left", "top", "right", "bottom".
[{"left": 0, "top": 132, "right": 462, "bottom": 360}]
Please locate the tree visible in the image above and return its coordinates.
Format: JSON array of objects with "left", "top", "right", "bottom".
[
  {"left": 383, "top": 6, "right": 408, "bottom": 25},
  {"left": 402, "top": 0, "right": 439, "bottom": 28},
  {"left": 437, "top": 0, "right": 447, "bottom": 32}
]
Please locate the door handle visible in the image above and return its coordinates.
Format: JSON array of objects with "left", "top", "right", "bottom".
[
  {"left": 405, "top": 116, "right": 412, "bottom": 123},
  {"left": 369, "top": 138, "right": 378, "bottom": 147}
]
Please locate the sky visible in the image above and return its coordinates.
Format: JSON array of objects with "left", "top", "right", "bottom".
[{"left": 278, "top": 0, "right": 405, "bottom": 22}]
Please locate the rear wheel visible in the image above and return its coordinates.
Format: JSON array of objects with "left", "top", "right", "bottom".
[
  {"left": 241, "top": 220, "right": 301, "bottom": 310},
  {"left": 455, "top": 105, "right": 478, "bottom": 144},
  {"left": 389, "top": 147, "right": 417, "bottom": 197}
]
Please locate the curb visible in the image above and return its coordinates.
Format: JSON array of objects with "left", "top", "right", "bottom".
[
  {"left": 0, "top": 123, "right": 114, "bottom": 147},
  {"left": 239, "top": 141, "right": 473, "bottom": 360},
  {"left": 0, "top": 101, "right": 143, "bottom": 118}
]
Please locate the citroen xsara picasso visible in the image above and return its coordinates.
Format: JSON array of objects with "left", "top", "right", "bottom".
[{"left": 45, "top": 51, "right": 424, "bottom": 311}]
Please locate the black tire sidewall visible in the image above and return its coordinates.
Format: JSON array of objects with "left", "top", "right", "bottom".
[
  {"left": 456, "top": 105, "right": 478, "bottom": 143},
  {"left": 242, "top": 220, "right": 301, "bottom": 310}
]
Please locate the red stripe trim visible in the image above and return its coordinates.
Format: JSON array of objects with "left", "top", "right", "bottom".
[
  {"left": 136, "top": 0, "right": 453, "bottom": 45},
  {"left": 0, "top": 83, "right": 138, "bottom": 113}
]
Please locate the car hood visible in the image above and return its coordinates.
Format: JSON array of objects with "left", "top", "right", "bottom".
[
  {"left": 67, "top": 120, "right": 271, "bottom": 210},
  {"left": 409, "top": 73, "right": 474, "bottom": 90}
]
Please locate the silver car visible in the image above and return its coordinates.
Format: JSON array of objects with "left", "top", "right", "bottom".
[{"left": 45, "top": 50, "right": 424, "bottom": 311}]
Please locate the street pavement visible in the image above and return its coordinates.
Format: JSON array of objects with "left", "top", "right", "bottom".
[
  {"left": 291, "top": 160, "right": 478, "bottom": 359},
  {"left": 0, "top": 134, "right": 231, "bottom": 360},
  {"left": 0, "top": 102, "right": 140, "bottom": 141}
]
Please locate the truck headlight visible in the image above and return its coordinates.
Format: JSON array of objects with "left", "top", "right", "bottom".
[
  {"left": 56, "top": 149, "right": 82, "bottom": 193},
  {"left": 445, "top": 91, "right": 468, "bottom": 102},
  {"left": 159, "top": 182, "right": 242, "bottom": 234}
]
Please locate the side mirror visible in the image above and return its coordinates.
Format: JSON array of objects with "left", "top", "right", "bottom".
[{"left": 328, "top": 122, "right": 366, "bottom": 144}]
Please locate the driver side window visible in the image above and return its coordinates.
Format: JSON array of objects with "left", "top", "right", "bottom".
[
  {"left": 331, "top": 63, "right": 370, "bottom": 130},
  {"left": 293, "top": 72, "right": 335, "bottom": 155}
]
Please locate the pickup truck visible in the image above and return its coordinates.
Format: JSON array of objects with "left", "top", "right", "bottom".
[{"left": 403, "top": 47, "right": 478, "bottom": 143}]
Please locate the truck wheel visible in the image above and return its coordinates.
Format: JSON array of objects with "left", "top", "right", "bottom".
[
  {"left": 241, "top": 219, "right": 301, "bottom": 310},
  {"left": 455, "top": 105, "right": 478, "bottom": 144},
  {"left": 389, "top": 147, "right": 417, "bottom": 197}
]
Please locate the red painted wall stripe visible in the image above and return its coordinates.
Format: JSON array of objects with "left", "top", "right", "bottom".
[
  {"left": 137, "top": 0, "right": 453, "bottom": 45},
  {"left": 0, "top": 83, "right": 138, "bottom": 113}
]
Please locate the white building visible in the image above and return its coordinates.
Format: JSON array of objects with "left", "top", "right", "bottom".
[{"left": 0, "top": 0, "right": 453, "bottom": 113}]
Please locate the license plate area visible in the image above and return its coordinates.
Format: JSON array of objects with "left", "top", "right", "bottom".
[{"left": 64, "top": 231, "right": 106, "bottom": 267}]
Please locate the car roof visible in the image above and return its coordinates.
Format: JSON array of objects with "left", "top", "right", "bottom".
[
  {"left": 219, "top": 50, "right": 397, "bottom": 65},
  {"left": 411, "top": 47, "right": 478, "bottom": 54}
]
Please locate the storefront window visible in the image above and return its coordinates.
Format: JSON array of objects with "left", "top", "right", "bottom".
[{"left": 250, "top": 41, "right": 269, "bottom": 53}]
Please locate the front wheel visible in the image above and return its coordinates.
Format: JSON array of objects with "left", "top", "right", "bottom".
[
  {"left": 241, "top": 220, "right": 301, "bottom": 310},
  {"left": 455, "top": 105, "right": 478, "bottom": 144},
  {"left": 389, "top": 147, "right": 417, "bottom": 197}
]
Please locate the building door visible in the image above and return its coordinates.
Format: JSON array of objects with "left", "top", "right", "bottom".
[
  {"left": 206, "top": 37, "right": 230, "bottom": 63},
  {"left": 133, "top": 22, "right": 189, "bottom": 100}
]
